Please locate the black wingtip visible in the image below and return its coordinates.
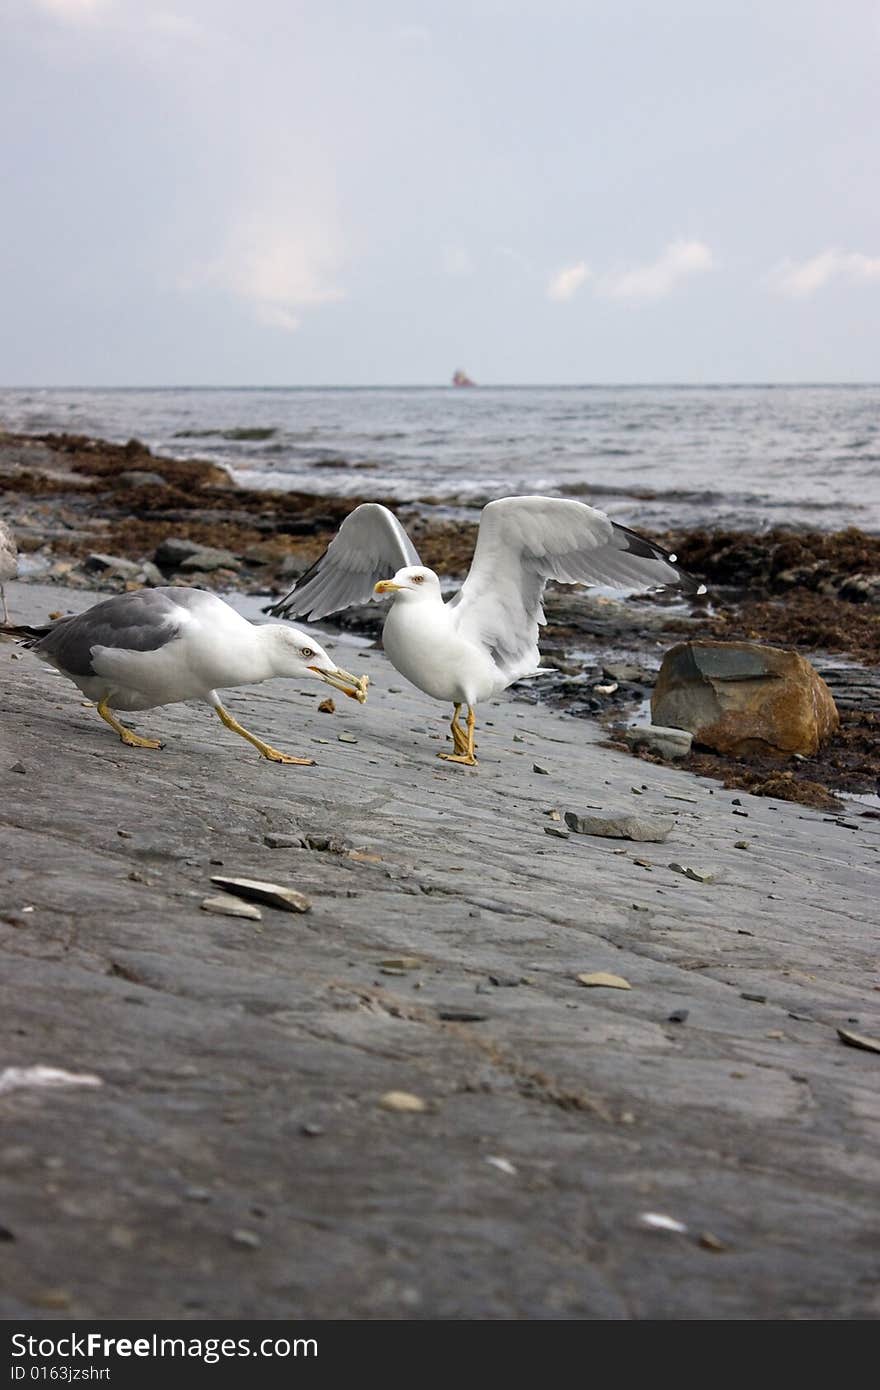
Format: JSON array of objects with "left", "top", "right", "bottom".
[{"left": 611, "top": 522, "right": 706, "bottom": 594}]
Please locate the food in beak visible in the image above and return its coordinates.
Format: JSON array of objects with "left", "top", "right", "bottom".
[{"left": 310, "top": 666, "right": 370, "bottom": 704}]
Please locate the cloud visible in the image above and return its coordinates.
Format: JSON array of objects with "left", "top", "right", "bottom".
[
  {"left": 186, "top": 210, "right": 345, "bottom": 333},
  {"left": 442, "top": 247, "right": 474, "bottom": 277},
  {"left": 599, "top": 239, "right": 714, "bottom": 300},
  {"left": 32, "top": 0, "right": 111, "bottom": 18},
  {"left": 547, "top": 261, "right": 590, "bottom": 302},
  {"left": 770, "top": 249, "right": 880, "bottom": 297}
]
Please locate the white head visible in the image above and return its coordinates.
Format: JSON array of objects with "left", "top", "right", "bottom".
[
  {"left": 263, "top": 625, "right": 368, "bottom": 702},
  {"left": 374, "top": 566, "right": 443, "bottom": 601}
]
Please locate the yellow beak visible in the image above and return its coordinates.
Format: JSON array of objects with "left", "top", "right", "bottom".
[
  {"left": 309, "top": 666, "right": 370, "bottom": 704},
  {"left": 374, "top": 580, "right": 403, "bottom": 594}
]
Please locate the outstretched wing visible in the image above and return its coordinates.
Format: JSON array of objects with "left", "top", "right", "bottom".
[
  {"left": 268, "top": 503, "right": 421, "bottom": 621},
  {"left": 450, "top": 496, "right": 700, "bottom": 680}
]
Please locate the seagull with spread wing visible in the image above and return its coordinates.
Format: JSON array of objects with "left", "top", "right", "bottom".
[{"left": 269, "top": 497, "right": 702, "bottom": 767}]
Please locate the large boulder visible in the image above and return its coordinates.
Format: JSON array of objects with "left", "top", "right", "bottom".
[{"left": 651, "top": 640, "right": 839, "bottom": 757}]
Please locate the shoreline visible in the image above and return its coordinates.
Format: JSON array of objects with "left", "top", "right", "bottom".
[{"left": 1, "top": 427, "right": 878, "bottom": 808}]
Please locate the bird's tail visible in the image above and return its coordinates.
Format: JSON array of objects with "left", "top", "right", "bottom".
[{"left": 0, "top": 621, "right": 52, "bottom": 645}]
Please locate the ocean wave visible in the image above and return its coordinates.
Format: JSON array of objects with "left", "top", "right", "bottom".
[{"left": 172, "top": 426, "right": 277, "bottom": 442}]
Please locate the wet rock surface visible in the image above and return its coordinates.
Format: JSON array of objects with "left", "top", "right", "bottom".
[{"left": 1, "top": 579, "right": 878, "bottom": 1320}]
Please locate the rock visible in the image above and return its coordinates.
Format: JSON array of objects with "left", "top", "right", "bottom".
[
  {"left": 83, "top": 553, "right": 142, "bottom": 578},
  {"left": 533, "top": 763, "right": 550, "bottom": 775},
  {"left": 651, "top": 640, "right": 839, "bottom": 758},
  {"left": 668, "top": 863, "right": 718, "bottom": 883},
  {"left": 179, "top": 546, "right": 241, "bottom": 573},
  {"left": 668, "top": 1009, "right": 689, "bottom": 1023},
  {"left": 604, "top": 661, "right": 655, "bottom": 684},
  {"left": 210, "top": 876, "right": 311, "bottom": 913},
  {"left": 263, "top": 834, "right": 303, "bottom": 849},
  {"left": 229, "top": 1228, "right": 261, "bottom": 1249},
  {"left": 564, "top": 812, "right": 675, "bottom": 842},
  {"left": 621, "top": 725, "right": 693, "bottom": 760},
  {"left": 153, "top": 537, "right": 202, "bottom": 568},
  {"left": 543, "top": 825, "right": 570, "bottom": 839},
  {"left": 576, "top": 972, "right": 632, "bottom": 990},
  {"left": 137, "top": 560, "right": 165, "bottom": 587},
  {"left": 437, "top": 1006, "right": 489, "bottom": 1022},
  {"left": 378, "top": 1091, "right": 427, "bottom": 1113},
  {"left": 200, "top": 895, "right": 262, "bottom": 921},
  {"left": 116, "top": 470, "right": 167, "bottom": 488},
  {"left": 837, "top": 1028, "right": 880, "bottom": 1055},
  {"left": 380, "top": 957, "right": 422, "bottom": 970},
  {"left": 9, "top": 762, "right": 26, "bottom": 775}
]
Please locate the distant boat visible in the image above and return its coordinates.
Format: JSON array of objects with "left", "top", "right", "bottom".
[{"left": 451, "top": 369, "right": 477, "bottom": 388}]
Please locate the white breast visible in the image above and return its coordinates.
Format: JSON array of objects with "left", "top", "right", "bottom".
[{"left": 382, "top": 599, "right": 504, "bottom": 705}]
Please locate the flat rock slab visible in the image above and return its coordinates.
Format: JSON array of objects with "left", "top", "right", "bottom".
[
  {"left": 564, "top": 811, "right": 675, "bottom": 841},
  {"left": 1, "top": 579, "right": 878, "bottom": 1321},
  {"left": 210, "top": 876, "right": 312, "bottom": 913}
]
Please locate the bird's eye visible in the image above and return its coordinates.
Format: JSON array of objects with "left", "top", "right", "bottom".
[
  {"left": 301, "top": 646, "right": 314, "bottom": 658},
  {"left": 412, "top": 575, "right": 424, "bottom": 584}
]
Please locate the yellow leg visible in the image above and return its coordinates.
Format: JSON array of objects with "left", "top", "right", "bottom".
[
  {"left": 97, "top": 698, "right": 164, "bottom": 750},
  {"left": 214, "top": 701, "right": 315, "bottom": 765},
  {"left": 438, "top": 705, "right": 477, "bottom": 766},
  {"left": 449, "top": 702, "right": 469, "bottom": 755}
]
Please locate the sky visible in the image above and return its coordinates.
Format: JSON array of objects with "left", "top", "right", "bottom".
[{"left": 2, "top": 0, "right": 879, "bottom": 385}]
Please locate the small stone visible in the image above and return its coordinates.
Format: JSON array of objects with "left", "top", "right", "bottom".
[
  {"left": 732, "top": 808, "right": 749, "bottom": 817},
  {"left": 765, "top": 1030, "right": 785, "bottom": 1039},
  {"left": 564, "top": 812, "right": 675, "bottom": 842},
  {"left": 300, "top": 1122, "right": 325, "bottom": 1137},
  {"left": 667, "top": 1009, "right": 689, "bottom": 1023},
  {"left": 837, "top": 1027, "right": 880, "bottom": 1055},
  {"left": 734, "top": 840, "right": 750, "bottom": 850},
  {"left": 621, "top": 725, "right": 693, "bottom": 760},
  {"left": 485, "top": 1156, "right": 517, "bottom": 1176},
  {"left": 488, "top": 972, "right": 520, "bottom": 988},
  {"left": 698, "top": 1231, "right": 727, "bottom": 1252},
  {"left": 380, "top": 957, "right": 422, "bottom": 970},
  {"left": 437, "top": 1007, "right": 489, "bottom": 1022},
  {"left": 576, "top": 972, "right": 632, "bottom": 990},
  {"left": 668, "top": 863, "right": 718, "bottom": 883},
  {"left": 317, "top": 697, "right": 336, "bottom": 713},
  {"left": 338, "top": 732, "right": 358, "bottom": 744},
  {"left": 263, "top": 833, "right": 303, "bottom": 849},
  {"left": 543, "top": 825, "right": 570, "bottom": 839},
  {"left": 533, "top": 763, "right": 550, "bottom": 775},
  {"left": 30, "top": 1289, "right": 71, "bottom": 1310},
  {"left": 740, "top": 992, "right": 767, "bottom": 1003},
  {"left": 210, "top": 876, "right": 311, "bottom": 913},
  {"left": 200, "top": 895, "right": 262, "bottom": 921},
  {"left": 379, "top": 1091, "right": 427, "bottom": 1113},
  {"left": 9, "top": 762, "right": 26, "bottom": 775},
  {"left": 230, "top": 1228, "right": 261, "bottom": 1249}
]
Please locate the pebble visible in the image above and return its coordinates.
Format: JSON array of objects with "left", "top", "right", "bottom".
[
  {"left": 229, "top": 1229, "right": 261, "bottom": 1249},
  {"left": 200, "top": 895, "right": 262, "bottom": 921},
  {"left": 741, "top": 992, "right": 767, "bottom": 1003},
  {"left": 488, "top": 972, "right": 521, "bottom": 987},
  {"left": 300, "top": 1122, "right": 325, "bottom": 1137},
  {"left": 734, "top": 841, "right": 750, "bottom": 850},
  {"left": 263, "top": 834, "right": 303, "bottom": 849},
  {"left": 576, "top": 971, "right": 632, "bottom": 990},
  {"left": 380, "top": 957, "right": 422, "bottom": 970},
  {"left": 543, "top": 825, "right": 570, "bottom": 839},
  {"left": 210, "top": 876, "right": 311, "bottom": 914},
  {"left": 668, "top": 1009, "right": 689, "bottom": 1023},
  {"left": 9, "top": 762, "right": 26, "bottom": 775},
  {"left": 533, "top": 763, "right": 550, "bottom": 775},
  {"left": 437, "top": 1006, "right": 489, "bottom": 1022},
  {"left": 668, "top": 863, "right": 718, "bottom": 883},
  {"left": 378, "top": 1091, "right": 427, "bottom": 1113},
  {"left": 338, "top": 732, "right": 358, "bottom": 744},
  {"left": 565, "top": 812, "right": 675, "bottom": 842}
]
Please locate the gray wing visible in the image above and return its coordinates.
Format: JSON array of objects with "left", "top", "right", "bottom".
[
  {"left": 30, "top": 589, "right": 188, "bottom": 677},
  {"left": 451, "top": 497, "right": 702, "bottom": 680},
  {"left": 268, "top": 503, "right": 421, "bottom": 621}
]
